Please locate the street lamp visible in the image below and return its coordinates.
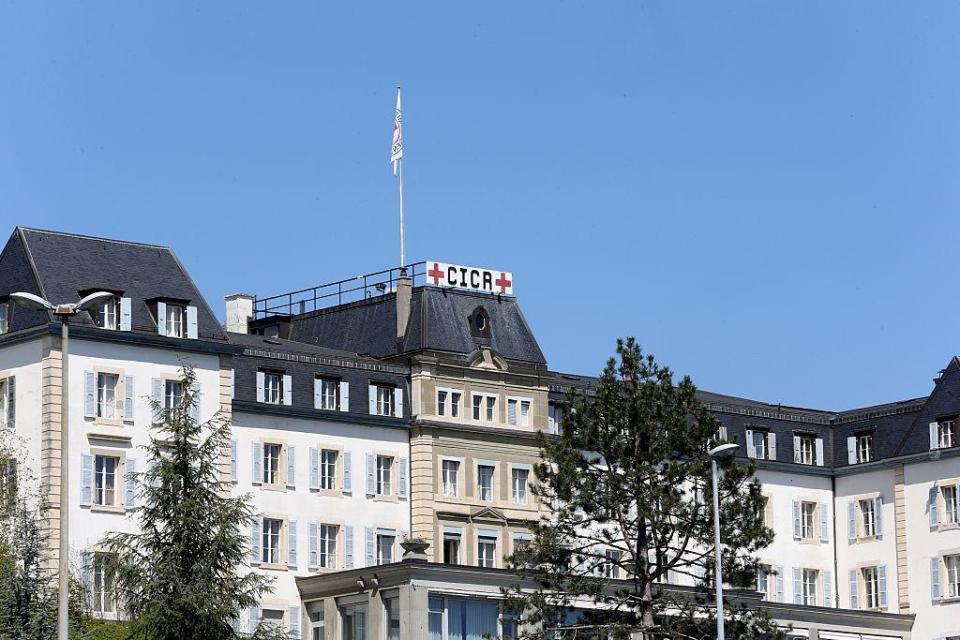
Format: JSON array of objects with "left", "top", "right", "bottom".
[
  {"left": 10, "top": 290, "right": 114, "bottom": 640},
  {"left": 708, "top": 442, "right": 740, "bottom": 640}
]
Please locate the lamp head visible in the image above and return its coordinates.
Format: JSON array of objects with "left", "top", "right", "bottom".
[
  {"left": 9, "top": 292, "right": 54, "bottom": 312},
  {"left": 76, "top": 291, "right": 115, "bottom": 313},
  {"left": 708, "top": 443, "right": 740, "bottom": 460}
]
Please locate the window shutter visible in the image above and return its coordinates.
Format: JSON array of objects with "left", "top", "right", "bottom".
[
  {"left": 745, "top": 430, "right": 756, "bottom": 459},
  {"left": 393, "top": 387, "right": 403, "bottom": 417},
  {"left": 878, "top": 565, "right": 888, "bottom": 609},
  {"left": 190, "top": 382, "right": 200, "bottom": 423},
  {"left": 823, "top": 570, "right": 833, "bottom": 607},
  {"left": 123, "top": 375, "right": 135, "bottom": 422},
  {"left": 256, "top": 372, "right": 265, "bottom": 403},
  {"left": 875, "top": 496, "right": 884, "bottom": 538},
  {"left": 282, "top": 374, "right": 292, "bottom": 406},
  {"left": 847, "top": 436, "right": 857, "bottom": 465},
  {"left": 6, "top": 376, "right": 14, "bottom": 427},
  {"left": 156, "top": 301, "right": 167, "bottom": 335},
  {"left": 930, "top": 421, "right": 940, "bottom": 450},
  {"left": 313, "top": 378, "right": 322, "bottom": 409},
  {"left": 339, "top": 381, "right": 350, "bottom": 411},
  {"left": 288, "top": 605, "right": 300, "bottom": 635},
  {"left": 231, "top": 439, "right": 238, "bottom": 483},
  {"left": 124, "top": 457, "right": 136, "bottom": 507},
  {"left": 248, "top": 606, "right": 260, "bottom": 634},
  {"left": 365, "top": 527, "right": 375, "bottom": 567},
  {"left": 151, "top": 378, "right": 162, "bottom": 422},
  {"left": 930, "top": 485, "right": 939, "bottom": 527},
  {"left": 287, "top": 520, "right": 298, "bottom": 569},
  {"left": 309, "top": 447, "right": 319, "bottom": 490},
  {"left": 792, "top": 500, "right": 801, "bottom": 539},
  {"left": 820, "top": 502, "right": 829, "bottom": 542},
  {"left": 308, "top": 521, "right": 318, "bottom": 568},
  {"left": 344, "top": 525, "right": 354, "bottom": 569},
  {"left": 768, "top": 432, "right": 777, "bottom": 460},
  {"left": 80, "top": 454, "right": 93, "bottom": 506},
  {"left": 342, "top": 451, "right": 352, "bottom": 493},
  {"left": 849, "top": 570, "right": 859, "bottom": 609},
  {"left": 792, "top": 567, "right": 802, "bottom": 604},
  {"left": 848, "top": 500, "right": 856, "bottom": 541},
  {"left": 365, "top": 454, "right": 375, "bottom": 497},
  {"left": 508, "top": 400, "right": 517, "bottom": 425},
  {"left": 368, "top": 385, "right": 377, "bottom": 414},
  {"left": 81, "top": 553, "right": 93, "bottom": 607},
  {"left": 815, "top": 438, "right": 824, "bottom": 466},
  {"left": 84, "top": 371, "right": 95, "bottom": 418},
  {"left": 793, "top": 435, "right": 801, "bottom": 463},
  {"left": 186, "top": 305, "right": 198, "bottom": 339},
  {"left": 931, "top": 556, "right": 941, "bottom": 601},
  {"left": 251, "top": 441, "right": 262, "bottom": 485},
  {"left": 250, "top": 520, "right": 261, "bottom": 565},
  {"left": 398, "top": 457, "right": 408, "bottom": 498},
  {"left": 775, "top": 565, "right": 784, "bottom": 602},
  {"left": 286, "top": 444, "right": 296, "bottom": 490},
  {"left": 119, "top": 297, "right": 132, "bottom": 331}
]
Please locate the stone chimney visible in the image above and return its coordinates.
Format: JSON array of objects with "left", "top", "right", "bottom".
[
  {"left": 224, "top": 293, "right": 254, "bottom": 334},
  {"left": 396, "top": 269, "right": 412, "bottom": 341}
]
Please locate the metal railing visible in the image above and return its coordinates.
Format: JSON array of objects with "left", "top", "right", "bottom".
[{"left": 253, "top": 261, "right": 427, "bottom": 319}]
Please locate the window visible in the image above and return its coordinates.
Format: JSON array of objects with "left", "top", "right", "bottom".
[
  {"left": 863, "top": 566, "right": 880, "bottom": 609},
  {"left": 260, "top": 609, "right": 284, "bottom": 631},
  {"left": 857, "top": 433, "right": 874, "bottom": 463},
  {"left": 0, "top": 302, "right": 8, "bottom": 334},
  {"left": 757, "top": 564, "right": 773, "bottom": 600},
  {"left": 477, "top": 535, "right": 497, "bottom": 568},
  {"left": 94, "top": 455, "right": 118, "bottom": 506},
  {"left": 320, "top": 450, "right": 337, "bottom": 491},
  {"left": 384, "top": 596, "right": 401, "bottom": 640},
  {"left": 261, "top": 518, "right": 282, "bottom": 564},
  {"left": 548, "top": 403, "right": 563, "bottom": 435},
  {"left": 263, "top": 443, "right": 281, "bottom": 486},
  {"left": 512, "top": 468, "right": 529, "bottom": 504},
  {"left": 860, "top": 498, "right": 877, "bottom": 537},
  {"left": 946, "top": 554, "right": 960, "bottom": 599},
  {"left": 317, "top": 378, "right": 339, "bottom": 410},
  {"left": 377, "top": 533, "right": 395, "bottom": 564},
  {"left": 477, "top": 464, "right": 494, "bottom": 502},
  {"left": 802, "top": 568, "right": 819, "bottom": 606},
  {"left": 752, "top": 430, "right": 768, "bottom": 460},
  {"left": 939, "top": 418, "right": 959, "bottom": 449},
  {"left": 796, "top": 435, "right": 815, "bottom": 465},
  {"left": 164, "top": 380, "right": 183, "bottom": 410},
  {"left": 442, "top": 459, "right": 460, "bottom": 497},
  {"left": 376, "top": 455, "right": 393, "bottom": 496},
  {"left": 319, "top": 524, "right": 338, "bottom": 569},
  {"left": 164, "top": 303, "right": 185, "bottom": 338},
  {"left": 603, "top": 549, "right": 622, "bottom": 579},
  {"left": 443, "top": 530, "right": 461, "bottom": 564},
  {"left": 341, "top": 604, "right": 367, "bottom": 640},
  {"left": 262, "top": 372, "right": 283, "bottom": 405},
  {"left": 91, "top": 553, "right": 116, "bottom": 614},
  {"left": 437, "top": 389, "right": 462, "bottom": 418},
  {"left": 375, "top": 385, "right": 394, "bottom": 416},
  {"left": 507, "top": 398, "right": 531, "bottom": 427},
  {"left": 0, "top": 378, "right": 10, "bottom": 429},
  {"left": 944, "top": 485, "right": 959, "bottom": 525},
  {"left": 801, "top": 502, "right": 817, "bottom": 540},
  {"left": 95, "top": 297, "right": 119, "bottom": 330},
  {"left": 472, "top": 393, "right": 497, "bottom": 423},
  {"left": 429, "top": 597, "right": 444, "bottom": 640},
  {"left": 96, "top": 373, "right": 118, "bottom": 419},
  {"left": 310, "top": 610, "right": 324, "bottom": 640}
]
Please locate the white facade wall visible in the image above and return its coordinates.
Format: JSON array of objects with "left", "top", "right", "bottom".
[{"left": 0, "top": 337, "right": 44, "bottom": 490}]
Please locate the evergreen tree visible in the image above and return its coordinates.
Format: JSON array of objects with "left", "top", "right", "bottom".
[
  {"left": 100, "top": 365, "right": 281, "bottom": 640},
  {"left": 505, "top": 338, "right": 784, "bottom": 640}
]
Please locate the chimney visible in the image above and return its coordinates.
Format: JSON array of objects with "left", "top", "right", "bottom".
[
  {"left": 396, "top": 269, "right": 412, "bottom": 341},
  {"left": 225, "top": 293, "right": 254, "bottom": 334}
]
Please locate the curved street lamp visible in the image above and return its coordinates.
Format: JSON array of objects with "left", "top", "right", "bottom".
[
  {"left": 9, "top": 290, "right": 114, "bottom": 640},
  {"left": 708, "top": 442, "right": 740, "bottom": 640}
]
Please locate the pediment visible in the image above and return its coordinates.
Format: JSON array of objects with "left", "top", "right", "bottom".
[{"left": 467, "top": 347, "right": 508, "bottom": 371}]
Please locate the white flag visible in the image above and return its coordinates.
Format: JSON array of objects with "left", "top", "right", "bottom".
[{"left": 391, "top": 87, "right": 403, "bottom": 175}]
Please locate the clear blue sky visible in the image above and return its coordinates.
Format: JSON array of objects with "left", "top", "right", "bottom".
[{"left": 1, "top": 2, "right": 958, "bottom": 410}]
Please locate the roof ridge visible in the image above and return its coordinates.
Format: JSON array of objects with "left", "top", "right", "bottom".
[{"left": 17, "top": 226, "right": 173, "bottom": 251}]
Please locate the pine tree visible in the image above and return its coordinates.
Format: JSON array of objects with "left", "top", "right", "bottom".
[
  {"left": 505, "top": 338, "right": 784, "bottom": 640},
  {"left": 100, "top": 365, "right": 281, "bottom": 640}
]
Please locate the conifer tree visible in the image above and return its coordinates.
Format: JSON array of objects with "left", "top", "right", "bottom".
[
  {"left": 505, "top": 338, "right": 784, "bottom": 640},
  {"left": 100, "top": 366, "right": 281, "bottom": 640}
]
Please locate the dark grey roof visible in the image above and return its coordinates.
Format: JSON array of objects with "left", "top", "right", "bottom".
[{"left": 0, "top": 227, "right": 225, "bottom": 341}]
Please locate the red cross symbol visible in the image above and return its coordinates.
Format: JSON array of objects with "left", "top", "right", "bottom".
[
  {"left": 428, "top": 262, "right": 445, "bottom": 285},
  {"left": 495, "top": 272, "right": 512, "bottom": 293}
]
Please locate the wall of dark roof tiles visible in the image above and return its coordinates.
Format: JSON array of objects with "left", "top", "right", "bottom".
[{"left": 899, "top": 358, "right": 960, "bottom": 456}]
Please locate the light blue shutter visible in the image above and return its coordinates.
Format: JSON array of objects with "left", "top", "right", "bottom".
[
  {"left": 823, "top": 570, "right": 833, "bottom": 607},
  {"left": 339, "top": 381, "right": 350, "bottom": 411},
  {"left": 344, "top": 526, "right": 354, "bottom": 568},
  {"left": 398, "top": 457, "right": 408, "bottom": 498},
  {"left": 308, "top": 521, "right": 318, "bottom": 568},
  {"left": 849, "top": 570, "right": 859, "bottom": 609},
  {"left": 878, "top": 565, "right": 888, "bottom": 609},
  {"left": 848, "top": 500, "right": 857, "bottom": 541},
  {"left": 287, "top": 520, "right": 298, "bottom": 569},
  {"left": 84, "top": 371, "right": 95, "bottom": 418},
  {"left": 930, "top": 485, "right": 939, "bottom": 527},
  {"left": 190, "top": 382, "right": 200, "bottom": 423},
  {"left": 156, "top": 301, "right": 167, "bottom": 336},
  {"left": 124, "top": 376, "right": 135, "bottom": 422},
  {"left": 508, "top": 400, "right": 517, "bottom": 425},
  {"left": 186, "top": 305, "right": 198, "bottom": 339},
  {"left": 286, "top": 445, "right": 296, "bottom": 489},
  {"left": 81, "top": 553, "right": 93, "bottom": 607},
  {"left": 282, "top": 374, "right": 292, "bottom": 406},
  {"left": 342, "top": 451, "right": 352, "bottom": 493},
  {"left": 231, "top": 439, "right": 238, "bottom": 483},
  {"left": 119, "top": 297, "right": 132, "bottom": 331},
  {"left": 775, "top": 565, "right": 784, "bottom": 602},
  {"left": 80, "top": 454, "right": 93, "bottom": 506},
  {"left": 745, "top": 430, "right": 756, "bottom": 458},
  {"left": 931, "top": 557, "right": 941, "bottom": 601},
  {"left": 309, "top": 448, "right": 319, "bottom": 490},
  {"left": 815, "top": 438, "right": 824, "bottom": 466},
  {"left": 792, "top": 567, "right": 802, "bottom": 604},
  {"left": 793, "top": 435, "right": 801, "bottom": 462},
  {"left": 368, "top": 385, "right": 377, "bottom": 414},
  {"left": 768, "top": 432, "right": 777, "bottom": 459},
  {"left": 251, "top": 520, "right": 261, "bottom": 565},
  {"left": 313, "top": 378, "right": 322, "bottom": 409},
  {"left": 930, "top": 422, "right": 940, "bottom": 450},
  {"left": 248, "top": 606, "right": 260, "bottom": 634},
  {"left": 394, "top": 387, "right": 403, "bottom": 417},
  {"left": 252, "top": 441, "right": 262, "bottom": 485},
  {"left": 151, "top": 378, "right": 162, "bottom": 422},
  {"left": 365, "top": 454, "right": 375, "bottom": 497},
  {"left": 5, "top": 376, "right": 13, "bottom": 427},
  {"left": 365, "top": 527, "right": 375, "bottom": 566},
  {"left": 288, "top": 605, "right": 300, "bottom": 636},
  {"left": 792, "top": 500, "right": 801, "bottom": 539},
  {"left": 124, "top": 457, "right": 136, "bottom": 507},
  {"left": 847, "top": 436, "right": 857, "bottom": 465},
  {"left": 256, "top": 372, "right": 265, "bottom": 403},
  {"left": 875, "top": 496, "right": 884, "bottom": 538},
  {"left": 820, "top": 502, "right": 829, "bottom": 542}
]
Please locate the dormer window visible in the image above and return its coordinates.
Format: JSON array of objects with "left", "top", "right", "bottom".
[
  {"left": 96, "top": 297, "right": 119, "bottom": 330},
  {"left": 468, "top": 307, "right": 491, "bottom": 338},
  {"left": 155, "top": 300, "right": 197, "bottom": 339},
  {"left": 166, "top": 304, "right": 185, "bottom": 338}
]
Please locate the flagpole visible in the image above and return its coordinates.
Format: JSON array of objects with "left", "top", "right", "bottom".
[{"left": 398, "top": 156, "right": 405, "bottom": 267}]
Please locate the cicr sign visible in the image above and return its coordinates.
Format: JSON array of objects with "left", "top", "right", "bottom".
[{"left": 425, "top": 261, "right": 513, "bottom": 295}]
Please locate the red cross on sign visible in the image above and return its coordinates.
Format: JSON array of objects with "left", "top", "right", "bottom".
[
  {"left": 495, "top": 272, "right": 512, "bottom": 293},
  {"left": 423, "top": 261, "right": 513, "bottom": 296},
  {"left": 428, "top": 262, "right": 445, "bottom": 284}
]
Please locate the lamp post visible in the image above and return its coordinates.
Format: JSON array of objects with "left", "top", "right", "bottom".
[
  {"left": 10, "top": 290, "right": 115, "bottom": 640},
  {"left": 708, "top": 442, "right": 740, "bottom": 640}
]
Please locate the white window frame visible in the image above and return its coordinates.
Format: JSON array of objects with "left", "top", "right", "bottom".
[
  {"left": 0, "top": 302, "right": 8, "bottom": 335},
  {"left": 376, "top": 532, "right": 395, "bottom": 565},
  {"left": 752, "top": 430, "right": 768, "bottom": 460},
  {"left": 436, "top": 387, "right": 463, "bottom": 418},
  {"left": 441, "top": 458, "right": 460, "bottom": 498},
  {"left": 603, "top": 549, "right": 622, "bottom": 579},
  {"left": 946, "top": 554, "right": 960, "bottom": 599},
  {"left": 263, "top": 442, "right": 282, "bottom": 487},
  {"left": 317, "top": 378, "right": 339, "bottom": 410},
  {"left": 477, "top": 463, "right": 495, "bottom": 502},
  {"left": 511, "top": 467, "right": 529, "bottom": 505},
  {"left": 164, "top": 379, "right": 183, "bottom": 411},
  {"left": 319, "top": 523, "right": 338, "bottom": 569},
  {"left": 944, "top": 484, "right": 960, "bottom": 526},
  {"left": 376, "top": 455, "right": 393, "bottom": 497},
  {"left": 757, "top": 563, "right": 773, "bottom": 600},
  {"left": 940, "top": 418, "right": 958, "bottom": 449},
  {"left": 507, "top": 396, "right": 532, "bottom": 427},
  {"left": 261, "top": 517, "right": 283, "bottom": 565},
  {"left": 797, "top": 435, "right": 815, "bottom": 465},
  {"left": 860, "top": 498, "right": 877, "bottom": 537},
  {"left": 94, "top": 454, "right": 119, "bottom": 507},
  {"left": 802, "top": 568, "right": 819, "bottom": 606},
  {"left": 165, "top": 303, "right": 185, "bottom": 338},
  {"left": 96, "top": 372, "right": 119, "bottom": 419},
  {"left": 375, "top": 385, "right": 395, "bottom": 417},
  {"left": 262, "top": 371, "right": 283, "bottom": 405},
  {"left": 91, "top": 552, "right": 117, "bottom": 614},
  {"left": 857, "top": 433, "right": 874, "bottom": 463},
  {"left": 472, "top": 392, "right": 497, "bottom": 423},
  {"left": 862, "top": 566, "right": 880, "bottom": 609},
  {"left": 95, "top": 297, "right": 119, "bottom": 330},
  {"left": 477, "top": 534, "right": 497, "bottom": 568},
  {"left": 800, "top": 501, "right": 817, "bottom": 540},
  {"left": 320, "top": 449, "right": 338, "bottom": 491}
]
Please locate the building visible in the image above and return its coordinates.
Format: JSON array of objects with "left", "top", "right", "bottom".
[{"left": 0, "top": 228, "right": 957, "bottom": 638}]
